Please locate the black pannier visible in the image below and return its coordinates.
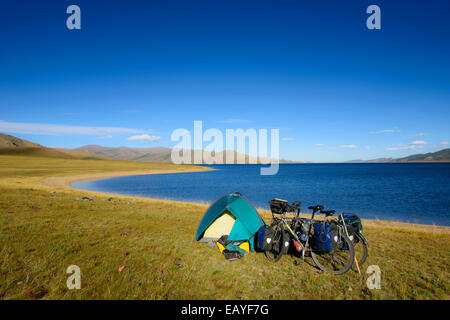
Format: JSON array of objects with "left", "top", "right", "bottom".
[{"left": 256, "top": 225, "right": 276, "bottom": 251}]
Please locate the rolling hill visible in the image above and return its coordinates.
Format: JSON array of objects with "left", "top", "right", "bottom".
[
  {"left": 75, "top": 145, "right": 172, "bottom": 162},
  {"left": 396, "top": 148, "right": 450, "bottom": 162},
  {"left": 346, "top": 148, "right": 450, "bottom": 163},
  {"left": 0, "top": 133, "right": 109, "bottom": 160},
  {"left": 0, "top": 133, "right": 43, "bottom": 149}
]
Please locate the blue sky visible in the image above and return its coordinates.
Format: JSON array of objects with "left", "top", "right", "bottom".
[{"left": 0, "top": 0, "right": 449, "bottom": 162}]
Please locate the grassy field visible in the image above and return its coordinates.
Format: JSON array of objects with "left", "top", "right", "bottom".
[{"left": 0, "top": 154, "right": 449, "bottom": 299}]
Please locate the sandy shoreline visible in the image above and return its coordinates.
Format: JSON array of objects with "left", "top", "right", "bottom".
[{"left": 40, "top": 168, "right": 210, "bottom": 190}]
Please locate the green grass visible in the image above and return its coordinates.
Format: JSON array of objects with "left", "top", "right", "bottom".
[{"left": 0, "top": 155, "right": 449, "bottom": 299}]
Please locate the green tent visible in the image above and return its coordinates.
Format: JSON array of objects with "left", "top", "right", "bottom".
[{"left": 195, "top": 193, "right": 265, "bottom": 251}]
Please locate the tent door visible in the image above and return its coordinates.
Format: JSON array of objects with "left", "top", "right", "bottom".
[{"left": 201, "top": 211, "right": 236, "bottom": 241}]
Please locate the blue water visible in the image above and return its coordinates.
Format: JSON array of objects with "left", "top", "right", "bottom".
[{"left": 73, "top": 163, "right": 450, "bottom": 226}]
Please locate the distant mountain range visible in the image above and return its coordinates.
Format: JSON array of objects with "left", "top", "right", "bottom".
[
  {"left": 345, "top": 148, "right": 450, "bottom": 163},
  {"left": 75, "top": 144, "right": 294, "bottom": 164},
  {"left": 1, "top": 133, "right": 449, "bottom": 163},
  {"left": 0, "top": 134, "right": 289, "bottom": 163},
  {"left": 75, "top": 145, "right": 173, "bottom": 162}
]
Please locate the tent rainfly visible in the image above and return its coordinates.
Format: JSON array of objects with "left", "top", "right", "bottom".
[{"left": 195, "top": 193, "right": 265, "bottom": 251}]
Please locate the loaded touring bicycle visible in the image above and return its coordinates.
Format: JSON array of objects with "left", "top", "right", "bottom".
[{"left": 258, "top": 198, "right": 367, "bottom": 275}]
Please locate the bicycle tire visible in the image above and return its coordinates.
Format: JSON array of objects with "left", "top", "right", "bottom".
[
  {"left": 352, "top": 233, "right": 368, "bottom": 269},
  {"left": 311, "top": 231, "right": 355, "bottom": 275}
]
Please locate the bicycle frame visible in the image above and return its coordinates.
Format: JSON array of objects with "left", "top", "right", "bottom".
[
  {"left": 273, "top": 206, "right": 321, "bottom": 258},
  {"left": 295, "top": 207, "right": 319, "bottom": 260}
]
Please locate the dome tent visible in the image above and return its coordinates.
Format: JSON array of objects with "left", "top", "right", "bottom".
[{"left": 195, "top": 193, "right": 265, "bottom": 251}]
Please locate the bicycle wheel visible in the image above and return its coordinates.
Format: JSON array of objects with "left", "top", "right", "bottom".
[
  {"left": 311, "top": 231, "right": 355, "bottom": 275},
  {"left": 351, "top": 232, "right": 368, "bottom": 270},
  {"left": 264, "top": 223, "right": 285, "bottom": 262}
]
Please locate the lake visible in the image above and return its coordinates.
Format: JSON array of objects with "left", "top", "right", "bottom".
[{"left": 73, "top": 163, "right": 450, "bottom": 226}]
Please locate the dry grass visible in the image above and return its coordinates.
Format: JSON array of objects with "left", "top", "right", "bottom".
[{"left": 0, "top": 154, "right": 449, "bottom": 300}]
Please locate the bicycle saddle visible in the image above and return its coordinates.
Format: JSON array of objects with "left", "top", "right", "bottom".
[{"left": 308, "top": 205, "right": 324, "bottom": 211}]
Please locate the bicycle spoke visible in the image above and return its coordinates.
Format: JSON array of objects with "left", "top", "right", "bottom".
[
  {"left": 331, "top": 254, "right": 345, "bottom": 266},
  {"left": 311, "top": 232, "right": 355, "bottom": 274}
]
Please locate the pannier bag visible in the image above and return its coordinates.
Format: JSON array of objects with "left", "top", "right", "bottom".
[
  {"left": 338, "top": 213, "right": 363, "bottom": 235},
  {"left": 216, "top": 235, "right": 250, "bottom": 261},
  {"left": 256, "top": 225, "right": 276, "bottom": 251},
  {"left": 269, "top": 198, "right": 289, "bottom": 215},
  {"left": 312, "top": 221, "right": 339, "bottom": 253},
  {"left": 281, "top": 230, "right": 290, "bottom": 254},
  {"left": 270, "top": 229, "right": 290, "bottom": 254}
]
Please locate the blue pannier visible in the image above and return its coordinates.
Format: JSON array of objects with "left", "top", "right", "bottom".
[{"left": 312, "top": 221, "right": 333, "bottom": 252}]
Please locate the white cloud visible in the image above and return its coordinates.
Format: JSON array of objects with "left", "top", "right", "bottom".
[
  {"left": 387, "top": 140, "right": 429, "bottom": 151},
  {"left": 0, "top": 120, "right": 144, "bottom": 137},
  {"left": 441, "top": 141, "right": 449, "bottom": 146},
  {"left": 387, "top": 144, "right": 424, "bottom": 151},
  {"left": 281, "top": 137, "right": 294, "bottom": 141},
  {"left": 371, "top": 129, "right": 400, "bottom": 134},
  {"left": 365, "top": 145, "right": 371, "bottom": 150},
  {"left": 413, "top": 132, "right": 425, "bottom": 136},
  {"left": 315, "top": 144, "right": 324, "bottom": 147},
  {"left": 387, "top": 146, "right": 410, "bottom": 151},
  {"left": 127, "top": 134, "right": 161, "bottom": 142},
  {"left": 339, "top": 145, "right": 357, "bottom": 148}
]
